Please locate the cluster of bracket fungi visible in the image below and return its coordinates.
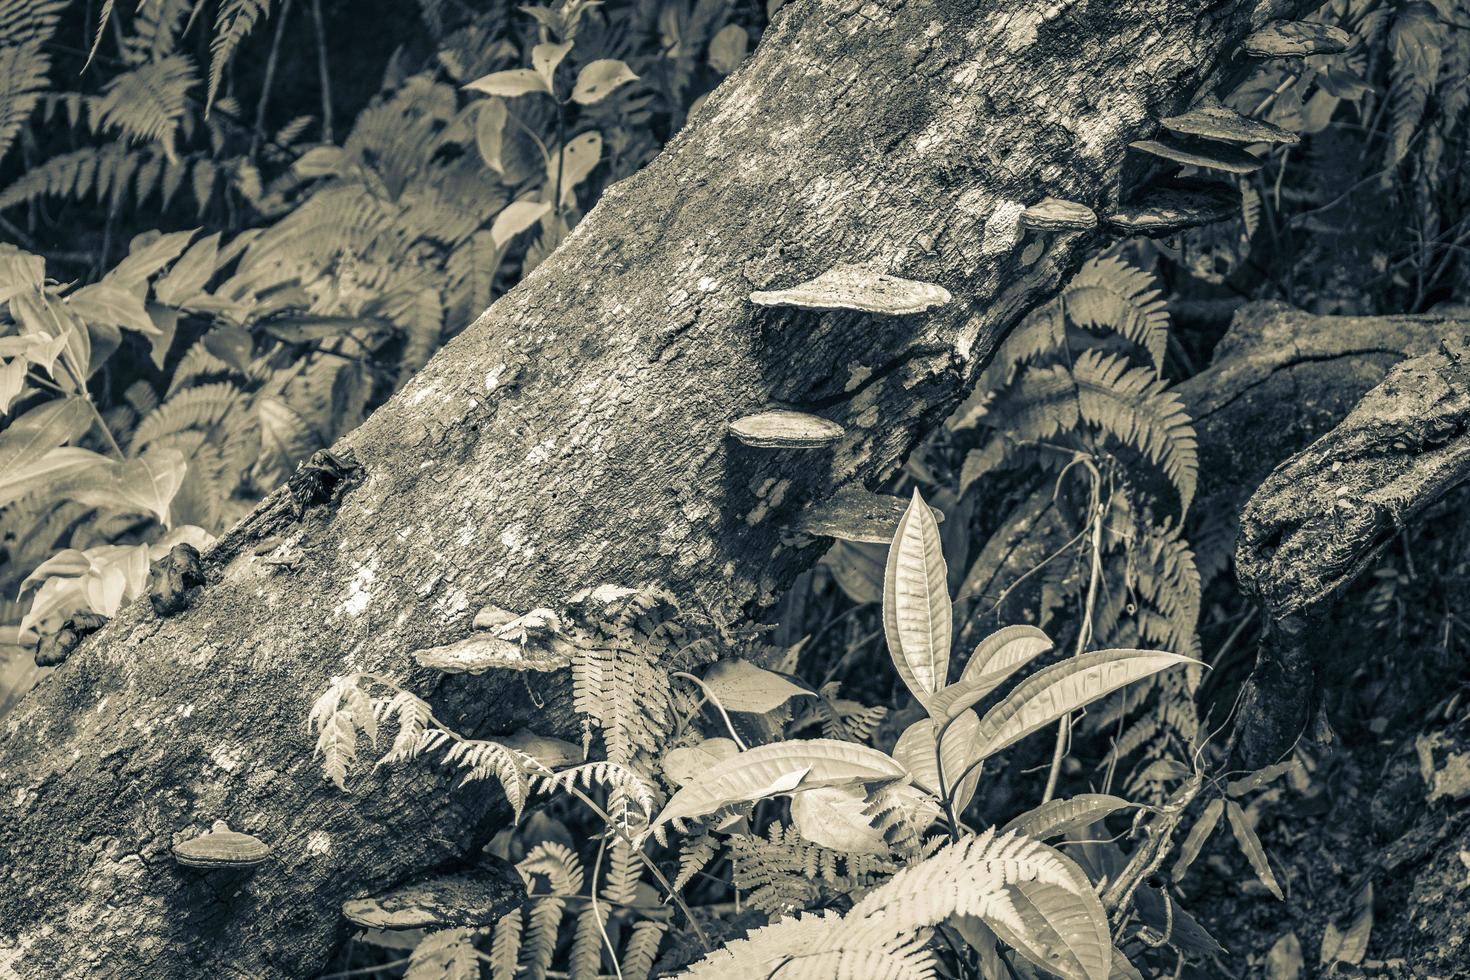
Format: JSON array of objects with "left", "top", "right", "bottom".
[{"left": 161, "top": 13, "right": 1344, "bottom": 947}]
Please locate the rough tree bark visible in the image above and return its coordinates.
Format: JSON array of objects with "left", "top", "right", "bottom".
[
  {"left": 1230, "top": 321, "right": 1470, "bottom": 768},
  {"left": 0, "top": 1, "right": 1314, "bottom": 975}
]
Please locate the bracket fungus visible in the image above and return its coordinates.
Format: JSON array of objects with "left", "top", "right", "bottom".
[
  {"left": 748, "top": 264, "right": 951, "bottom": 315},
  {"left": 1130, "top": 136, "right": 1263, "bottom": 175},
  {"left": 342, "top": 864, "right": 526, "bottom": 931},
  {"left": 1104, "top": 179, "right": 1238, "bottom": 237},
  {"left": 1242, "top": 20, "right": 1351, "bottom": 58},
  {"left": 1159, "top": 104, "right": 1299, "bottom": 146},
  {"left": 1019, "top": 197, "right": 1097, "bottom": 232},
  {"left": 792, "top": 487, "right": 945, "bottom": 543},
  {"left": 172, "top": 820, "right": 271, "bottom": 870},
  {"left": 729, "top": 409, "right": 845, "bottom": 449}
]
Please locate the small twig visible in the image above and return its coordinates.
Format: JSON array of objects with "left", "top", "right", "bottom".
[
  {"left": 309, "top": 0, "right": 334, "bottom": 142},
  {"left": 252, "top": 0, "right": 296, "bottom": 156},
  {"left": 671, "top": 671, "right": 748, "bottom": 750},
  {"left": 1042, "top": 465, "right": 1105, "bottom": 804}
]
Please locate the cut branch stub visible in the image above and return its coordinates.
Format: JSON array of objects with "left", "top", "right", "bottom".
[
  {"left": 748, "top": 264, "right": 952, "bottom": 315},
  {"left": 171, "top": 820, "right": 271, "bottom": 870},
  {"left": 729, "top": 409, "right": 845, "bottom": 449},
  {"left": 1104, "top": 179, "right": 1238, "bottom": 236},
  {"left": 341, "top": 864, "right": 526, "bottom": 930},
  {"left": 792, "top": 487, "right": 945, "bottom": 543},
  {"left": 1130, "top": 136, "right": 1264, "bottom": 174},
  {"left": 1019, "top": 197, "right": 1098, "bottom": 232},
  {"left": 1159, "top": 103, "right": 1300, "bottom": 145},
  {"left": 1242, "top": 20, "right": 1351, "bottom": 57}
]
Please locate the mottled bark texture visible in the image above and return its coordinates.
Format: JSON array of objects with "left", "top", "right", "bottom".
[{"left": 0, "top": 2, "right": 1313, "bottom": 975}]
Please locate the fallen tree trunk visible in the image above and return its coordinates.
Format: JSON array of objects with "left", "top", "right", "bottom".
[
  {"left": 1228, "top": 323, "right": 1470, "bottom": 769},
  {"left": 0, "top": 2, "right": 1315, "bottom": 974}
]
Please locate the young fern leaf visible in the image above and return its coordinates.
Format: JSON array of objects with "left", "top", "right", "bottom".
[
  {"left": 0, "top": 0, "right": 67, "bottom": 164},
  {"left": 488, "top": 908, "right": 523, "bottom": 980},
  {"left": 208, "top": 0, "right": 273, "bottom": 110},
  {"left": 689, "top": 830, "right": 1110, "bottom": 980},
  {"left": 1064, "top": 256, "right": 1171, "bottom": 374},
  {"left": 94, "top": 56, "right": 196, "bottom": 154},
  {"left": 622, "top": 921, "right": 669, "bottom": 980},
  {"left": 1071, "top": 348, "right": 1199, "bottom": 514}
]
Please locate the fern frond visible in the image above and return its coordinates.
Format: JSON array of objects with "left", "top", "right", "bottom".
[
  {"left": 1071, "top": 348, "right": 1198, "bottom": 513},
  {"left": 622, "top": 921, "right": 668, "bottom": 980},
  {"left": 442, "top": 738, "right": 538, "bottom": 821},
  {"left": 520, "top": 896, "right": 563, "bottom": 980},
  {"left": 208, "top": 0, "right": 272, "bottom": 109},
  {"left": 674, "top": 831, "right": 720, "bottom": 891},
  {"left": 131, "top": 382, "right": 242, "bottom": 452},
  {"left": 1064, "top": 256, "right": 1170, "bottom": 374},
  {"left": 0, "top": 0, "right": 66, "bottom": 164},
  {"left": 488, "top": 908, "right": 523, "bottom": 980},
  {"left": 405, "top": 928, "right": 480, "bottom": 980},
  {"left": 94, "top": 56, "right": 197, "bottom": 153}
]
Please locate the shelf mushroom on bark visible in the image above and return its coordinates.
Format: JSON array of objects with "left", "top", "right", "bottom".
[
  {"left": 1158, "top": 102, "right": 1300, "bottom": 146},
  {"left": 729, "top": 409, "right": 846, "bottom": 449},
  {"left": 1104, "top": 179, "right": 1240, "bottom": 237},
  {"left": 748, "top": 263, "right": 952, "bottom": 315},
  {"left": 171, "top": 820, "right": 271, "bottom": 871},
  {"left": 341, "top": 863, "right": 526, "bottom": 931},
  {"left": 1242, "top": 20, "right": 1352, "bottom": 58}
]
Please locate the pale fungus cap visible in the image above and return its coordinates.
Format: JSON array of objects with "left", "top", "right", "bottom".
[
  {"left": 749, "top": 264, "right": 951, "bottom": 315},
  {"left": 1129, "top": 136, "right": 1264, "bottom": 175},
  {"left": 342, "top": 866, "right": 525, "bottom": 930},
  {"left": 729, "top": 409, "right": 845, "bottom": 449},
  {"left": 793, "top": 488, "right": 945, "bottom": 544},
  {"left": 1243, "top": 21, "right": 1351, "bottom": 58},
  {"left": 1019, "top": 197, "right": 1097, "bottom": 232},
  {"left": 1159, "top": 103, "right": 1299, "bottom": 146},
  {"left": 172, "top": 820, "right": 271, "bottom": 870},
  {"left": 1104, "top": 180, "right": 1237, "bottom": 237}
]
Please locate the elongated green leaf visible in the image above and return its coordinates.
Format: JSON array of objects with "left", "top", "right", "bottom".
[
  {"left": 531, "top": 42, "right": 572, "bottom": 92},
  {"left": 464, "top": 69, "right": 550, "bottom": 99},
  {"left": 0, "top": 397, "right": 92, "bottom": 474},
  {"left": 929, "top": 625, "right": 1054, "bottom": 721},
  {"left": 1001, "top": 794, "right": 1135, "bottom": 841},
  {"left": 790, "top": 784, "right": 887, "bottom": 855},
  {"left": 1172, "top": 798, "right": 1222, "bottom": 882},
  {"left": 107, "top": 229, "right": 196, "bottom": 289},
  {"left": 65, "top": 282, "right": 159, "bottom": 336},
  {"left": 570, "top": 59, "right": 638, "bottom": 105},
  {"left": 699, "top": 659, "right": 813, "bottom": 714},
  {"left": 1224, "top": 800, "right": 1283, "bottom": 900},
  {"left": 972, "top": 649, "right": 1196, "bottom": 762},
  {"left": 963, "top": 624, "right": 1054, "bottom": 684},
  {"left": 0, "top": 445, "right": 111, "bottom": 509},
  {"left": 490, "top": 200, "right": 551, "bottom": 250},
  {"left": 548, "top": 132, "right": 602, "bottom": 208},
  {"left": 892, "top": 711, "right": 980, "bottom": 812},
  {"left": 884, "top": 488, "right": 951, "bottom": 705},
  {"left": 651, "top": 738, "right": 906, "bottom": 830},
  {"left": 987, "top": 878, "right": 1112, "bottom": 980}
]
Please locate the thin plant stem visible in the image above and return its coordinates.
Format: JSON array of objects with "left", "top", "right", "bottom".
[
  {"left": 1041, "top": 463, "right": 1105, "bottom": 804},
  {"left": 671, "top": 672, "right": 748, "bottom": 750},
  {"left": 309, "top": 0, "right": 334, "bottom": 142},
  {"left": 252, "top": 0, "right": 296, "bottom": 157},
  {"left": 553, "top": 106, "right": 567, "bottom": 216},
  {"left": 588, "top": 834, "right": 624, "bottom": 980}
]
